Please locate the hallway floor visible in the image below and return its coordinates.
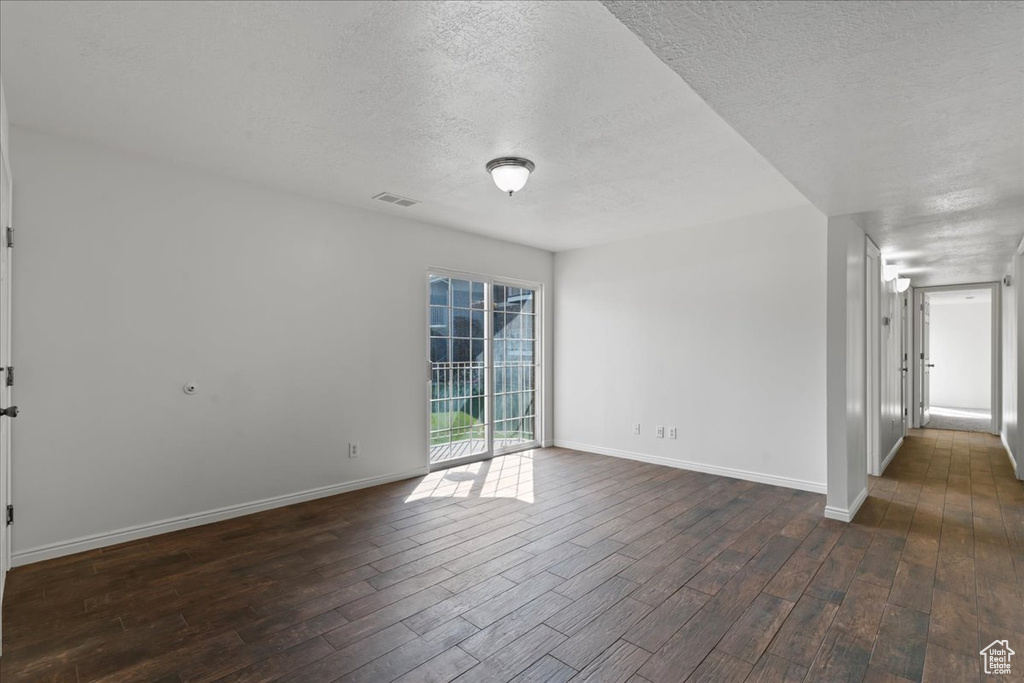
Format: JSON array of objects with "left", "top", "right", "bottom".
[
  {"left": 1, "top": 431, "right": 1021, "bottom": 682},
  {"left": 923, "top": 406, "right": 993, "bottom": 433}
]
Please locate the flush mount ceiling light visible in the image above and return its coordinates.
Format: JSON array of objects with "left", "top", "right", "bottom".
[
  {"left": 896, "top": 277, "right": 911, "bottom": 293},
  {"left": 486, "top": 157, "right": 535, "bottom": 196},
  {"left": 882, "top": 263, "right": 900, "bottom": 282}
]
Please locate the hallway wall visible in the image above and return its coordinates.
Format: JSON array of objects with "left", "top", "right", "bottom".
[
  {"left": 1003, "top": 243, "right": 1023, "bottom": 477},
  {"left": 825, "top": 215, "right": 867, "bottom": 519},
  {"left": 878, "top": 282, "right": 906, "bottom": 470}
]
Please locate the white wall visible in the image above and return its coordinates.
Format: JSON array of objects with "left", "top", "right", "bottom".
[
  {"left": 553, "top": 204, "right": 828, "bottom": 492},
  {"left": 9, "top": 127, "right": 554, "bottom": 563},
  {"left": 928, "top": 298, "right": 992, "bottom": 410},
  {"left": 1003, "top": 244, "right": 1023, "bottom": 477},
  {"left": 826, "top": 216, "right": 867, "bottom": 520}
]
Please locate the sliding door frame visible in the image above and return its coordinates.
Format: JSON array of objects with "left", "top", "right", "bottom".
[{"left": 425, "top": 267, "right": 543, "bottom": 471}]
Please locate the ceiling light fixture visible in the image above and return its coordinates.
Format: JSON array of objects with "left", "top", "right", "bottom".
[
  {"left": 882, "top": 263, "right": 900, "bottom": 282},
  {"left": 486, "top": 157, "right": 535, "bottom": 196},
  {"left": 896, "top": 277, "right": 911, "bottom": 293}
]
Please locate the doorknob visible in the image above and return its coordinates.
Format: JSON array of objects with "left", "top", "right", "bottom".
[
  {"left": 0, "top": 406, "right": 17, "bottom": 418},
  {"left": 926, "top": 364, "right": 935, "bottom": 368}
]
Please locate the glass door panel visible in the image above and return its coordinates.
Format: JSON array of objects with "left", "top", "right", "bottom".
[
  {"left": 493, "top": 284, "right": 537, "bottom": 451},
  {"left": 429, "top": 275, "right": 489, "bottom": 464}
]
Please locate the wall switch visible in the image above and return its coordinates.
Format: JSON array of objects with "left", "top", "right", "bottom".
[
  {"left": 656, "top": 426, "right": 665, "bottom": 438},
  {"left": 668, "top": 427, "right": 678, "bottom": 439},
  {"left": 348, "top": 442, "right": 360, "bottom": 458},
  {"left": 633, "top": 423, "right": 641, "bottom": 436}
]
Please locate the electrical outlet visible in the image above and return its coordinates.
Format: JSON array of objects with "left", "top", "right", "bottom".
[
  {"left": 633, "top": 423, "right": 641, "bottom": 436},
  {"left": 668, "top": 427, "right": 678, "bottom": 439},
  {"left": 656, "top": 426, "right": 665, "bottom": 439},
  {"left": 348, "top": 442, "right": 360, "bottom": 458}
]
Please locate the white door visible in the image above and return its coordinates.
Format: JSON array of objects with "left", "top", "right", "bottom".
[
  {"left": 0, "top": 130, "right": 13, "bottom": 611},
  {"left": 901, "top": 294, "right": 909, "bottom": 435},
  {"left": 922, "top": 298, "right": 932, "bottom": 426}
]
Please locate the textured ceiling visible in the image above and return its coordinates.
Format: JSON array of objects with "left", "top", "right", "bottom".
[
  {"left": 603, "top": 0, "right": 1024, "bottom": 286},
  {"left": 0, "top": 0, "right": 807, "bottom": 252}
]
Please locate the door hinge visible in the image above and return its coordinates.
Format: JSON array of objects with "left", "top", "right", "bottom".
[
  {"left": 5, "top": 504, "right": 12, "bottom": 526},
  {"left": 4, "top": 366, "right": 12, "bottom": 387},
  {"left": 5, "top": 226, "right": 12, "bottom": 248}
]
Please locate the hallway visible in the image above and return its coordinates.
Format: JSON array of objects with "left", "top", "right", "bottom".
[{"left": 856, "top": 428, "right": 1024, "bottom": 681}]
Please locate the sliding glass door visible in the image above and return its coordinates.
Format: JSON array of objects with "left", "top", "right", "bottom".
[
  {"left": 428, "top": 271, "right": 539, "bottom": 468},
  {"left": 493, "top": 284, "right": 537, "bottom": 450}
]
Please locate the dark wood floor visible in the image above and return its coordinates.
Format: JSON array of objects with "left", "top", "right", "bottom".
[{"left": 2, "top": 429, "right": 1022, "bottom": 682}]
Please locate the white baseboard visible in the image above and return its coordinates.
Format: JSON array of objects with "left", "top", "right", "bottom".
[
  {"left": 11, "top": 467, "right": 429, "bottom": 567},
  {"left": 1001, "top": 432, "right": 1020, "bottom": 479},
  {"left": 824, "top": 487, "right": 868, "bottom": 523},
  {"left": 880, "top": 437, "right": 903, "bottom": 476},
  {"left": 553, "top": 440, "right": 826, "bottom": 494}
]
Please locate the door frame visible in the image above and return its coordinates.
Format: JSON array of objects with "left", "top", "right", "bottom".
[
  {"left": 913, "top": 282, "right": 1002, "bottom": 434},
  {"left": 865, "top": 239, "right": 882, "bottom": 475},
  {"left": 0, "top": 94, "right": 12, "bottom": 652},
  {"left": 425, "top": 267, "right": 543, "bottom": 471}
]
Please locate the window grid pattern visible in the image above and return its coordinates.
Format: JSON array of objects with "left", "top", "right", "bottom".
[
  {"left": 493, "top": 285, "right": 536, "bottom": 450},
  {"left": 429, "top": 277, "right": 488, "bottom": 462}
]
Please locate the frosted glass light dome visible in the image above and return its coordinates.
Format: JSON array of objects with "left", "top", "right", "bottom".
[
  {"left": 486, "top": 157, "right": 535, "bottom": 196},
  {"left": 896, "top": 277, "right": 911, "bottom": 293}
]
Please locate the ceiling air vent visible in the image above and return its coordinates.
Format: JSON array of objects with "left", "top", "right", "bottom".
[{"left": 373, "top": 192, "right": 420, "bottom": 208}]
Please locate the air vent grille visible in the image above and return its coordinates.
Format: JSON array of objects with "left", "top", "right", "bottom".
[{"left": 373, "top": 192, "right": 420, "bottom": 207}]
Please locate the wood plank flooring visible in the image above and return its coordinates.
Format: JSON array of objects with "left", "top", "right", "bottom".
[{"left": 1, "top": 428, "right": 1021, "bottom": 682}]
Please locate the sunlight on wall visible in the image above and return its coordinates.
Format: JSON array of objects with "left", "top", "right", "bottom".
[{"left": 405, "top": 452, "right": 535, "bottom": 503}]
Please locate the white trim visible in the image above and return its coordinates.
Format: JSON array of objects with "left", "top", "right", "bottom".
[
  {"left": 11, "top": 467, "right": 428, "bottom": 567},
  {"left": 1001, "top": 432, "right": 1019, "bottom": 478},
  {"left": 880, "top": 436, "right": 903, "bottom": 475},
  {"left": 824, "top": 487, "right": 868, "bottom": 523},
  {"left": 553, "top": 440, "right": 826, "bottom": 494}
]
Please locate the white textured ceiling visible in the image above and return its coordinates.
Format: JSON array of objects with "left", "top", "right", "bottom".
[
  {"left": 603, "top": 0, "right": 1024, "bottom": 286},
  {"left": 0, "top": 0, "right": 807, "bottom": 252}
]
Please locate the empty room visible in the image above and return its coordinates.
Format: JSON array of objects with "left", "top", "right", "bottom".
[{"left": 0, "top": 1, "right": 1021, "bottom": 682}]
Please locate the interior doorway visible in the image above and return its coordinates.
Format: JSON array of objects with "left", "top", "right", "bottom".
[{"left": 915, "top": 285, "right": 1000, "bottom": 433}]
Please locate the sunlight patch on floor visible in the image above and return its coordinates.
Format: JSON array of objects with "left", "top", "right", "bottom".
[
  {"left": 929, "top": 406, "right": 990, "bottom": 419},
  {"left": 405, "top": 452, "right": 535, "bottom": 503}
]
